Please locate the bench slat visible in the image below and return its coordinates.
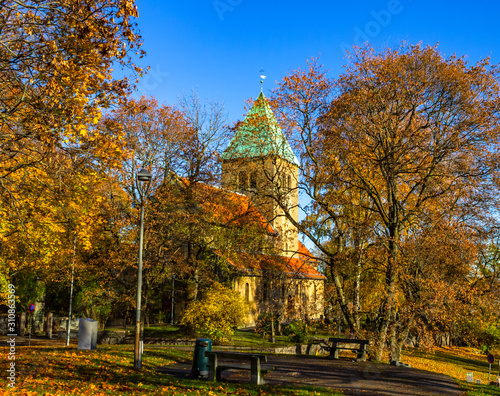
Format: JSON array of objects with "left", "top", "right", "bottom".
[{"left": 205, "top": 351, "right": 267, "bottom": 361}]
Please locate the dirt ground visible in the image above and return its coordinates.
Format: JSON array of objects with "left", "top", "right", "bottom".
[{"left": 159, "top": 354, "right": 464, "bottom": 396}]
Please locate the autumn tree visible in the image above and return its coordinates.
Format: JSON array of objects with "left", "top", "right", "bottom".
[
  {"left": 0, "top": 0, "right": 144, "bottom": 303},
  {"left": 267, "top": 59, "right": 371, "bottom": 335},
  {"left": 270, "top": 45, "right": 500, "bottom": 360}
]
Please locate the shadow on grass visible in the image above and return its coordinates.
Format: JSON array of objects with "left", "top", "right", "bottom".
[{"left": 407, "top": 348, "right": 492, "bottom": 371}]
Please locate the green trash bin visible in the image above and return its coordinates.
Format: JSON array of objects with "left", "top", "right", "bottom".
[{"left": 191, "top": 338, "right": 212, "bottom": 378}]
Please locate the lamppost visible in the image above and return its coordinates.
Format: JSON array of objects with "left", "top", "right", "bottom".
[{"left": 134, "top": 168, "right": 152, "bottom": 369}]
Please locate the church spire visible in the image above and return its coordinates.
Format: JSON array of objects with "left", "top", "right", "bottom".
[{"left": 221, "top": 91, "right": 299, "bottom": 167}]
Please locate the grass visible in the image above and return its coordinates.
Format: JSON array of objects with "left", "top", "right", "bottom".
[
  {"left": 108, "top": 324, "right": 306, "bottom": 348},
  {"left": 0, "top": 343, "right": 341, "bottom": 396},
  {"left": 4, "top": 333, "right": 500, "bottom": 395},
  {"left": 220, "top": 329, "right": 294, "bottom": 348},
  {"left": 400, "top": 346, "right": 500, "bottom": 395}
]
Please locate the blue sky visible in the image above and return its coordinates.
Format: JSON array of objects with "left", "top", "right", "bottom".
[{"left": 132, "top": 0, "right": 500, "bottom": 124}]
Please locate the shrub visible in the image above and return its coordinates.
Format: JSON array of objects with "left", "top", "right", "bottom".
[
  {"left": 255, "top": 312, "right": 278, "bottom": 336},
  {"left": 181, "top": 283, "right": 249, "bottom": 343},
  {"left": 283, "top": 320, "right": 309, "bottom": 343}
]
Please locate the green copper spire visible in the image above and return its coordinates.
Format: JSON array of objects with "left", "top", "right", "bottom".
[{"left": 222, "top": 92, "right": 300, "bottom": 166}]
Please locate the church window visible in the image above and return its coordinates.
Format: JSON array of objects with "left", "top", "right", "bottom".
[
  {"left": 250, "top": 171, "right": 257, "bottom": 189},
  {"left": 239, "top": 171, "right": 248, "bottom": 190},
  {"left": 245, "top": 283, "right": 250, "bottom": 302},
  {"left": 262, "top": 282, "right": 268, "bottom": 301},
  {"left": 287, "top": 175, "right": 292, "bottom": 190}
]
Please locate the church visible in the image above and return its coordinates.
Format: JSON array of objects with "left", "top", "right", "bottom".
[{"left": 216, "top": 91, "right": 325, "bottom": 326}]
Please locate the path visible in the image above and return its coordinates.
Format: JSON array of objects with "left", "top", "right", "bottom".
[{"left": 159, "top": 354, "right": 464, "bottom": 396}]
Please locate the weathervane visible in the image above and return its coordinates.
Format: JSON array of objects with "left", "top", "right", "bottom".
[{"left": 260, "top": 68, "right": 266, "bottom": 92}]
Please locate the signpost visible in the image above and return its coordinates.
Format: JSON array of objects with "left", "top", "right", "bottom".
[
  {"left": 487, "top": 354, "right": 494, "bottom": 384},
  {"left": 28, "top": 304, "right": 35, "bottom": 346}
]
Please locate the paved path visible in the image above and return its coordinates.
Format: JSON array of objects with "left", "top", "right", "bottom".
[{"left": 160, "top": 355, "right": 464, "bottom": 396}]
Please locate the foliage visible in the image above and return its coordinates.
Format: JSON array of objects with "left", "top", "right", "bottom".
[
  {"left": 255, "top": 312, "right": 278, "bottom": 336},
  {"left": 270, "top": 43, "right": 500, "bottom": 360},
  {"left": 181, "top": 283, "right": 249, "bottom": 343},
  {"left": 283, "top": 320, "right": 310, "bottom": 344},
  {"left": 0, "top": 0, "right": 144, "bottom": 302}
]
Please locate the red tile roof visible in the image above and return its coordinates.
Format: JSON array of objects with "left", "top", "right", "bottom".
[
  {"left": 217, "top": 250, "right": 325, "bottom": 280},
  {"left": 176, "top": 178, "right": 276, "bottom": 235}
]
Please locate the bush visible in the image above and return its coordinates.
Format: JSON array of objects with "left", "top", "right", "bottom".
[
  {"left": 181, "top": 283, "right": 249, "bottom": 343},
  {"left": 283, "top": 320, "right": 309, "bottom": 343},
  {"left": 255, "top": 312, "right": 278, "bottom": 336}
]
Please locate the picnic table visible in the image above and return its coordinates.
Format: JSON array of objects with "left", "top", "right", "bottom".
[{"left": 328, "top": 337, "right": 369, "bottom": 361}]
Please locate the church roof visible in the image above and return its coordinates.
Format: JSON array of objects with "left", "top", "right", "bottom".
[
  {"left": 222, "top": 92, "right": 300, "bottom": 167},
  {"left": 218, "top": 249, "right": 325, "bottom": 280},
  {"left": 173, "top": 177, "right": 277, "bottom": 235}
]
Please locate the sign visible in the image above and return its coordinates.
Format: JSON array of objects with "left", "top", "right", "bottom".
[
  {"left": 28, "top": 304, "right": 35, "bottom": 313},
  {"left": 487, "top": 354, "right": 494, "bottom": 364}
]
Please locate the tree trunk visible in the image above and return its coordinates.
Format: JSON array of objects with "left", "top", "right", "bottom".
[
  {"left": 330, "top": 261, "right": 359, "bottom": 336},
  {"left": 389, "top": 313, "right": 414, "bottom": 363},
  {"left": 353, "top": 250, "right": 363, "bottom": 330},
  {"left": 375, "top": 225, "right": 399, "bottom": 361}
]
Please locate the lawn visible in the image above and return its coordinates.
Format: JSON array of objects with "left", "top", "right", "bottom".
[
  {"left": 0, "top": 343, "right": 339, "bottom": 396},
  {"left": 2, "top": 340, "right": 500, "bottom": 395},
  {"left": 401, "top": 346, "right": 500, "bottom": 396}
]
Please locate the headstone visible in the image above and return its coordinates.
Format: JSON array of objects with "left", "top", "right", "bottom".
[
  {"left": 77, "top": 318, "right": 98, "bottom": 350},
  {"left": 466, "top": 372, "right": 473, "bottom": 383},
  {"left": 475, "top": 379, "right": 481, "bottom": 384}
]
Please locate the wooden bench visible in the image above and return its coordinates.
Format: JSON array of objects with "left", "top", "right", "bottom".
[
  {"left": 328, "top": 337, "right": 369, "bottom": 361},
  {"left": 204, "top": 351, "right": 274, "bottom": 385}
]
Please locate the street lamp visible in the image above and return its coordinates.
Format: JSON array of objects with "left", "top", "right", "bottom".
[{"left": 134, "top": 168, "right": 152, "bottom": 369}]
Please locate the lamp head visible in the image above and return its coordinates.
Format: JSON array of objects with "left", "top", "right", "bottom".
[{"left": 137, "top": 168, "right": 152, "bottom": 182}]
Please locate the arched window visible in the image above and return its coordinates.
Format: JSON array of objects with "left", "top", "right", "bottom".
[
  {"left": 262, "top": 282, "right": 268, "bottom": 301},
  {"left": 287, "top": 175, "right": 292, "bottom": 190},
  {"left": 245, "top": 283, "right": 250, "bottom": 302},
  {"left": 239, "top": 171, "right": 248, "bottom": 190},
  {"left": 250, "top": 171, "right": 257, "bottom": 189}
]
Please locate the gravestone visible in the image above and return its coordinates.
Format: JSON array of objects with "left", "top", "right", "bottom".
[{"left": 77, "top": 318, "right": 97, "bottom": 350}]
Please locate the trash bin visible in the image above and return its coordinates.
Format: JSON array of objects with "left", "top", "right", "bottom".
[
  {"left": 191, "top": 338, "right": 212, "bottom": 378},
  {"left": 77, "top": 318, "right": 97, "bottom": 350}
]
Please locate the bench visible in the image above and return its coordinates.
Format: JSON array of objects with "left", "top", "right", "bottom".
[
  {"left": 204, "top": 351, "right": 274, "bottom": 385},
  {"left": 328, "top": 337, "right": 369, "bottom": 361}
]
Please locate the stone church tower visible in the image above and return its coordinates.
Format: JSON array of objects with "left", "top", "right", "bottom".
[{"left": 221, "top": 92, "right": 300, "bottom": 256}]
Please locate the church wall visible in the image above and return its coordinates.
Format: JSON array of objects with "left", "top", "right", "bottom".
[{"left": 234, "top": 274, "right": 325, "bottom": 327}]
